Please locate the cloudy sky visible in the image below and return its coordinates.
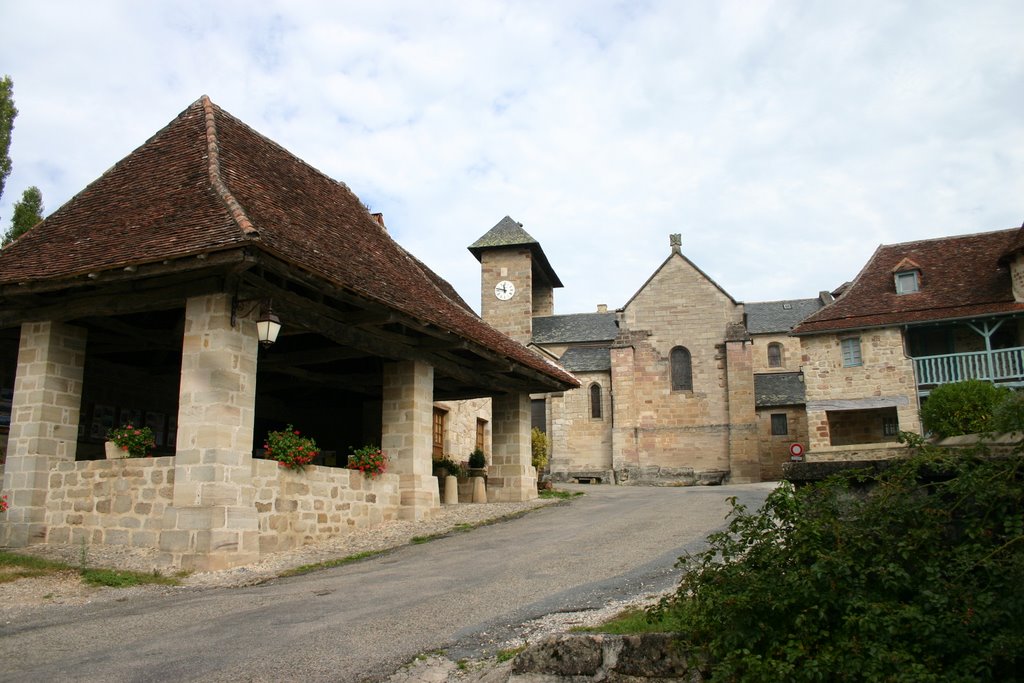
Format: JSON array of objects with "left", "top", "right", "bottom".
[{"left": 1, "top": 1, "right": 1021, "bottom": 314}]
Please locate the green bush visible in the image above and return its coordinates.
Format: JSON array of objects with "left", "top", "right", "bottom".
[
  {"left": 920, "top": 379, "right": 1011, "bottom": 438},
  {"left": 530, "top": 427, "right": 549, "bottom": 473},
  {"left": 432, "top": 455, "right": 464, "bottom": 478},
  {"left": 468, "top": 448, "right": 486, "bottom": 469},
  {"left": 651, "top": 450, "right": 1024, "bottom": 681}
]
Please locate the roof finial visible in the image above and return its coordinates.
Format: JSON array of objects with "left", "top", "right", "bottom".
[{"left": 670, "top": 233, "right": 682, "bottom": 255}]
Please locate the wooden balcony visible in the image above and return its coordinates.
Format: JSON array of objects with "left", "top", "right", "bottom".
[{"left": 914, "top": 346, "right": 1024, "bottom": 393}]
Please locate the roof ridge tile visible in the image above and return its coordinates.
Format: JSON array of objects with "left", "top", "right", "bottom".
[{"left": 202, "top": 95, "right": 258, "bottom": 238}]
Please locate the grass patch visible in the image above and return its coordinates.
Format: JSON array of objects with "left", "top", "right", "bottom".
[
  {"left": 539, "top": 488, "right": 584, "bottom": 500},
  {"left": 0, "top": 551, "right": 182, "bottom": 587},
  {"left": 496, "top": 645, "right": 527, "bottom": 663},
  {"left": 79, "top": 568, "right": 180, "bottom": 588},
  {"left": 278, "top": 550, "right": 386, "bottom": 577},
  {"left": 573, "top": 606, "right": 682, "bottom": 634}
]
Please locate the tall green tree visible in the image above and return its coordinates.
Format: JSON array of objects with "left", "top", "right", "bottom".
[
  {"left": 3, "top": 185, "right": 43, "bottom": 246},
  {"left": 0, "top": 75, "right": 16, "bottom": 203}
]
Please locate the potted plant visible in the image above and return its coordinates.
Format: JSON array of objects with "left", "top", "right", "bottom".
[
  {"left": 106, "top": 424, "right": 157, "bottom": 458},
  {"left": 468, "top": 448, "right": 487, "bottom": 478},
  {"left": 348, "top": 445, "right": 388, "bottom": 479},
  {"left": 263, "top": 424, "right": 319, "bottom": 471},
  {"left": 432, "top": 455, "right": 464, "bottom": 479}
]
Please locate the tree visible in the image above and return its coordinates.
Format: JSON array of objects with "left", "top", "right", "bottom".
[
  {"left": 3, "top": 185, "right": 43, "bottom": 246},
  {"left": 920, "top": 379, "right": 1010, "bottom": 438},
  {"left": 0, "top": 75, "right": 15, "bottom": 203}
]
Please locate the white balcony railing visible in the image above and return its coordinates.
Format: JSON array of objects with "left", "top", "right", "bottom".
[{"left": 914, "top": 347, "right": 1024, "bottom": 386}]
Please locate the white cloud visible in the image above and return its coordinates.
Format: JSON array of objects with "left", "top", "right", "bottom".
[{"left": 0, "top": 0, "right": 1021, "bottom": 315}]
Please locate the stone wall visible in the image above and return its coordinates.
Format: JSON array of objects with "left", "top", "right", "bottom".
[
  {"left": 44, "top": 457, "right": 175, "bottom": 547},
  {"left": 251, "top": 459, "right": 400, "bottom": 554},
  {"left": 751, "top": 333, "right": 800, "bottom": 373},
  {"left": 480, "top": 248, "right": 535, "bottom": 345},
  {"left": 756, "top": 406, "right": 808, "bottom": 481},
  {"left": 435, "top": 397, "right": 490, "bottom": 464},
  {"left": 802, "top": 328, "right": 920, "bottom": 455},
  {"left": 548, "top": 370, "right": 613, "bottom": 480},
  {"left": 611, "top": 254, "right": 743, "bottom": 481}
]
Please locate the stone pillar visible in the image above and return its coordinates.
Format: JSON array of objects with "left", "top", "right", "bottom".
[
  {"left": 159, "top": 294, "right": 259, "bottom": 570},
  {"left": 1, "top": 322, "right": 86, "bottom": 547},
  {"left": 381, "top": 360, "right": 439, "bottom": 520},
  {"left": 725, "top": 339, "right": 760, "bottom": 483},
  {"left": 489, "top": 392, "right": 537, "bottom": 502}
]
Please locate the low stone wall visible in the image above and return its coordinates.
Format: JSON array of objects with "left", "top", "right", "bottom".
[
  {"left": 251, "top": 459, "right": 401, "bottom": 554},
  {"left": 44, "top": 457, "right": 175, "bottom": 547},
  {"left": 805, "top": 444, "right": 905, "bottom": 462},
  {"left": 512, "top": 633, "right": 706, "bottom": 680}
]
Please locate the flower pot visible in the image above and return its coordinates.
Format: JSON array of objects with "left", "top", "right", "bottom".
[{"left": 104, "top": 441, "right": 124, "bottom": 459}]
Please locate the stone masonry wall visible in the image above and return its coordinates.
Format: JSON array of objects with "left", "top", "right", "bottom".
[
  {"left": 435, "top": 397, "right": 490, "bottom": 464},
  {"left": 549, "top": 370, "right": 613, "bottom": 479},
  {"left": 252, "top": 459, "right": 400, "bottom": 554},
  {"left": 480, "top": 248, "right": 534, "bottom": 345},
  {"left": 44, "top": 457, "right": 175, "bottom": 547},
  {"left": 612, "top": 254, "right": 742, "bottom": 482},
  {"left": 751, "top": 333, "right": 799, "bottom": 373},
  {"left": 802, "top": 328, "right": 919, "bottom": 454},
  {"left": 756, "top": 407, "right": 808, "bottom": 481}
]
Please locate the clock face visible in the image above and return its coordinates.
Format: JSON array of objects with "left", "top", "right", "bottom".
[{"left": 494, "top": 280, "right": 516, "bottom": 300}]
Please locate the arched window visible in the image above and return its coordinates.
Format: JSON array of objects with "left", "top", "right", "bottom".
[
  {"left": 590, "top": 383, "right": 603, "bottom": 419},
  {"left": 767, "top": 342, "right": 783, "bottom": 368},
  {"left": 671, "top": 346, "right": 692, "bottom": 391}
]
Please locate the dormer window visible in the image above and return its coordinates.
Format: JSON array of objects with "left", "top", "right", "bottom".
[
  {"left": 895, "top": 270, "right": 920, "bottom": 294},
  {"left": 892, "top": 257, "right": 922, "bottom": 295}
]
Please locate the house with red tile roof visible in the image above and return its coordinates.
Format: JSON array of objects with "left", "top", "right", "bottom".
[
  {"left": 792, "top": 226, "right": 1024, "bottom": 460},
  {"left": 0, "top": 97, "right": 577, "bottom": 569}
]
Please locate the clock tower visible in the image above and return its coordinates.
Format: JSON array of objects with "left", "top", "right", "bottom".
[{"left": 468, "top": 216, "right": 563, "bottom": 345}]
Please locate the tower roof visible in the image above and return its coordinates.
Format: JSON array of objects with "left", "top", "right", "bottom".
[{"left": 468, "top": 216, "right": 563, "bottom": 288}]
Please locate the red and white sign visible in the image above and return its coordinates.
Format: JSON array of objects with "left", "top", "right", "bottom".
[{"left": 789, "top": 443, "right": 805, "bottom": 461}]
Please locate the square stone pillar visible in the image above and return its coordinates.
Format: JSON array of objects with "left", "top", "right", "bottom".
[
  {"left": 489, "top": 392, "right": 537, "bottom": 502},
  {"left": 725, "top": 339, "right": 760, "bottom": 483},
  {"left": 1, "top": 322, "right": 86, "bottom": 547},
  {"left": 381, "top": 360, "right": 439, "bottom": 520},
  {"left": 160, "top": 294, "right": 259, "bottom": 570}
]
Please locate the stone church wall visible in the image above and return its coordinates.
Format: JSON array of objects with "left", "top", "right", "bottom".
[
  {"left": 756, "top": 406, "right": 808, "bottom": 481},
  {"left": 611, "top": 255, "right": 743, "bottom": 484},
  {"left": 548, "top": 370, "right": 613, "bottom": 482}
]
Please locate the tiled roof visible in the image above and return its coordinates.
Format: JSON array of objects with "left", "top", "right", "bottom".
[
  {"left": 745, "top": 298, "right": 824, "bottom": 334},
  {"left": 0, "top": 96, "right": 575, "bottom": 388},
  {"left": 792, "top": 228, "right": 1024, "bottom": 335},
  {"left": 755, "top": 372, "right": 806, "bottom": 407},
  {"left": 467, "top": 216, "right": 563, "bottom": 288},
  {"left": 532, "top": 312, "right": 619, "bottom": 345},
  {"left": 559, "top": 347, "right": 611, "bottom": 372}
]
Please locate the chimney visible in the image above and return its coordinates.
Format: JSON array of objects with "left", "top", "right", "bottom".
[
  {"left": 371, "top": 212, "right": 386, "bottom": 230},
  {"left": 597, "top": 304, "right": 608, "bottom": 313}
]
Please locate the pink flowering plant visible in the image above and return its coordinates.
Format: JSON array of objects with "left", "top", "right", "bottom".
[
  {"left": 264, "top": 424, "right": 319, "bottom": 471},
  {"left": 348, "top": 445, "right": 388, "bottom": 479},
  {"left": 0, "top": 495, "right": 8, "bottom": 513},
  {"left": 106, "top": 424, "right": 156, "bottom": 458}
]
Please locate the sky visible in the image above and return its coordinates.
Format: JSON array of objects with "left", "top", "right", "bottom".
[{"left": 0, "top": 1, "right": 1021, "bottom": 315}]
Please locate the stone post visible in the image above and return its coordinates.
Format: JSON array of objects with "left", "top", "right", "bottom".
[
  {"left": 0, "top": 322, "right": 86, "bottom": 547},
  {"left": 381, "top": 360, "right": 439, "bottom": 520},
  {"left": 159, "top": 294, "right": 259, "bottom": 570},
  {"left": 489, "top": 392, "right": 536, "bottom": 502}
]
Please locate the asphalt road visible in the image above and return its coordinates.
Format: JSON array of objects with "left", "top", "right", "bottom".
[{"left": 0, "top": 482, "right": 775, "bottom": 683}]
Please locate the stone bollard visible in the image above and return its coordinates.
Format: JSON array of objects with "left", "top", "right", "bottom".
[
  {"left": 471, "top": 476, "right": 487, "bottom": 503},
  {"left": 444, "top": 475, "right": 459, "bottom": 505}
]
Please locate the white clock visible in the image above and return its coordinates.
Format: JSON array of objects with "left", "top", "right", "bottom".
[{"left": 494, "top": 280, "right": 516, "bottom": 300}]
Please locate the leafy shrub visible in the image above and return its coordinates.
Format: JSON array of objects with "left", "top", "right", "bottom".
[
  {"left": 106, "top": 424, "right": 156, "bottom": 458},
  {"left": 531, "top": 427, "right": 549, "bottom": 473},
  {"left": 468, "top": 448, "right": 487, "bottom": 469},
  {"left": 920, "top": 379, "right": 1010, "bottom": 438},
  {"left": 432, "top": 455, "right": 464, "bottom": 478},
  {"left": 651, "top": 450, "right": 1024, "bottom": 681},
  {"left": 348, "top": 445, "right": 387, "bottom": 478},
  {"left": 0, "top": 494, "right": 7, "bottom": 513},
  {"left": 263, "top": 424, "right": 319, "bottom": 471}
]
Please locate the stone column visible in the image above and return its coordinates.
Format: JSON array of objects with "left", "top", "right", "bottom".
[
  {"left": 381, "top": 360, "right": 439, "bottom": 520},
  {"left": 489, "top": 392, "right": 536, "bottom": 502},
  {"left": 725, "top": 339, "right": 760, "bottom": 483},
  {"left": 159, "top": 293, "right": 259, "bottom": 570},
  {"left": 1, "top": 322, "right": 86, "bottom": 547}
]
